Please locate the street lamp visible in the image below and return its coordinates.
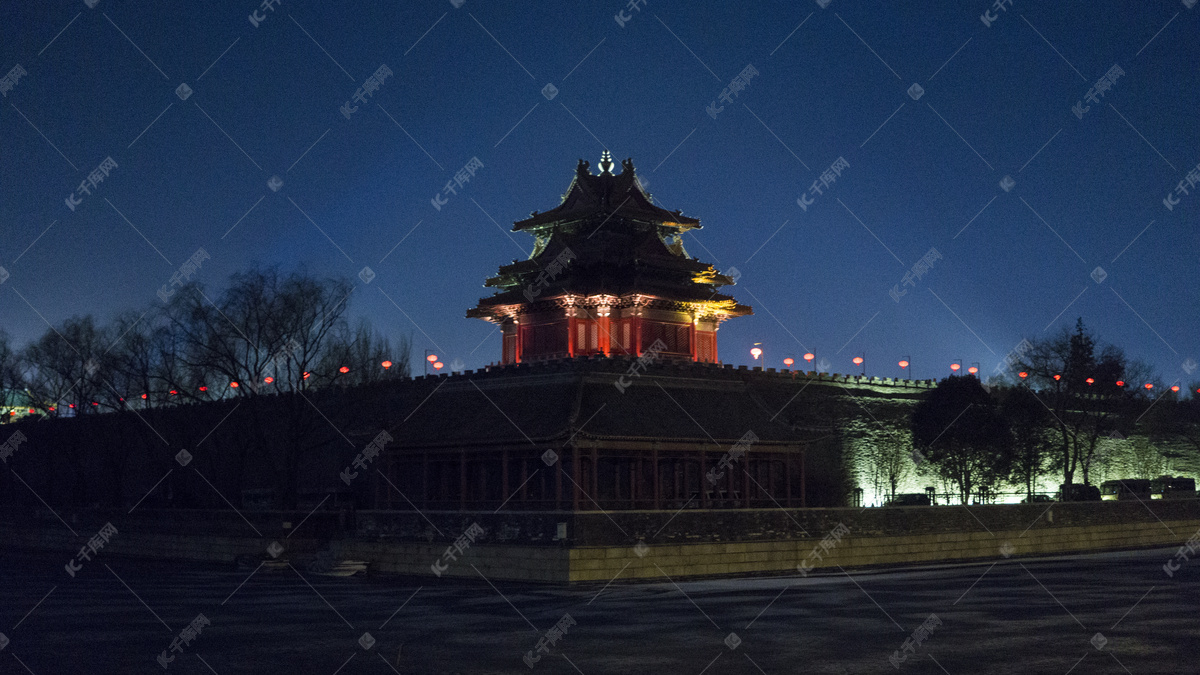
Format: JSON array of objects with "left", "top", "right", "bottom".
[{"left": 424, "top": 350, "right": 438, "bottom": 376}]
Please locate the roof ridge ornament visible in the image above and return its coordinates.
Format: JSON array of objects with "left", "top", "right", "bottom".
[{"left": 598, "top": 150, "right": 614, "bottom": 175}]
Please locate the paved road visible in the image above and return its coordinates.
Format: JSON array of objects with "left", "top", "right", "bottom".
[{"left": 0, "top": 547, "right": 1195, "bottom": 674}]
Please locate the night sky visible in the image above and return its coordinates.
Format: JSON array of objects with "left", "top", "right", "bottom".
[{"left": 2, "top": 0, "right": 1197, "bottom": 382}]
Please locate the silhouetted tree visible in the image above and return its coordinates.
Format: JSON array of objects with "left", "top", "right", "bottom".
[
  {"left": 911, "top": 375, "right": 1012, "bottom": 504},
  {"left": 1000, "top": 386, "right": 1050, "bottom": 499}
]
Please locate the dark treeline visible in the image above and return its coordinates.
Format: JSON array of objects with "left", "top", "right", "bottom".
[
  {"left": 0, "top": 266, "right": 412, "bottom": 509},
  {"left": 907, "top": 320, "right": 1200, "bottom": 504}
]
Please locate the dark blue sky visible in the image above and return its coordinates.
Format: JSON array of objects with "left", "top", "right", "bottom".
[{"left": 2, "top": 0, "right": 1197, "bottom": 382}]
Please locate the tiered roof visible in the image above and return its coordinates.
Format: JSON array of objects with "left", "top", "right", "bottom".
[{"left": 467, "top": 152, "right": 752, "bottom": 320}]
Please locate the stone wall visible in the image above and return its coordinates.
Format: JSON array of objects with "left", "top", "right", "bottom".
[{"left": 4, "top": 501, "right": 1196, "bottom": 583}]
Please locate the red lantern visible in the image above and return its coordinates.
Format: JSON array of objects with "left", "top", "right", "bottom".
[
  {"left": 339, "top": 366, "right": 349, "bottom": 373},
  {"left": 264, "top": 377, "right": 274, "bottom": 384},
  {"left": 950, "top": 363, "right": 961, "bottom": 371},
  {"left": 898, "top": 360, "right": 909, "bottom": 369},
  {"left": 1053, "top": 374, "right": 1061, "bottom": 381},
  {"left": 852, "top": 357, "right": 864, "bottom": 365},
  {"left": 433, "top": 361, "right": 444, "bottom": 370},
  {"left": 803, "top": 353, "right": 815, "bottom": 362},
  {"left": 141, "top": 394, "right": 148, "bottom": 399},
  {"left": 783, "top": 358, "right": 794, "bottom": 367},
  {"left": 750, "top": 347, "right": 762, "bottom": 359},
  {"left": 426, "top": 354, "right": 438, "bottom": 363},
  {"left": 382, "top": 360, "right": 393, "bottom": 369},
  {"left": 1171, "top": 385, "right": 1180, "bottom": 392},
  {"left": 1116, "top": 380, "right": 1125, "bottom": 387},
  {"left": 199, "top": 386, "right": 208, "bottom": 392},
  {"left": 1085, "top": 378, "right": 1094, "bottom": 385},
  {"left": 230, "top": 381, "right": 239, "bottom": 388},
  {"left": 1144, "top": 383, "right": 1153, "bottom": 390},
  {"left": 1018, "top": 372, "right": 1028, "bottom": 379},
  {"left": 169, "top": 390, "right": 177, "bottom": 395},
  {"left": 967, "top": 366, "right": 978, "bottom": 374}
]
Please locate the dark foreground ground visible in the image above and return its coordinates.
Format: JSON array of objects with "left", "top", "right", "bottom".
[{"left": 1, "top": 547, "right": 1196, "bottom": 674}]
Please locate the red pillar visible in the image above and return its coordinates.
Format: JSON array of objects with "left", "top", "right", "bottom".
[
  {"left": 567, "top": 311, "right": 576, "bottom": 358},
  {"left": 634, "top": 315, "right": 644, "bottom": 356}
]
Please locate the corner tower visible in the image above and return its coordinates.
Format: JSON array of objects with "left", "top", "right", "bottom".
[{"left": 467, "top": 152, "right": 751, "bottom": 364}]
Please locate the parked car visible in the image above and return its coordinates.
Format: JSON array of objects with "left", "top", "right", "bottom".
[
  {"left": 1021, "top": 494, "right": 1055, "bottom": 504},
  {"left": 884, "top": 493, "right": 931, "bottom": 506},
  {"left": 1056, "top": 483, "right": 1101, "bottom": 502},
  {"left": 1100, "top": 479, "right": 1152, "bottom": 501},
  {"left": 1150, "top": 476, "right": 1197, "bottom": 500}
]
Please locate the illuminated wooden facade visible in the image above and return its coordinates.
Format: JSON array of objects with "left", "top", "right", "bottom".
[{"left": 467, "top": 152, "right": 751, "bottom": 365}]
